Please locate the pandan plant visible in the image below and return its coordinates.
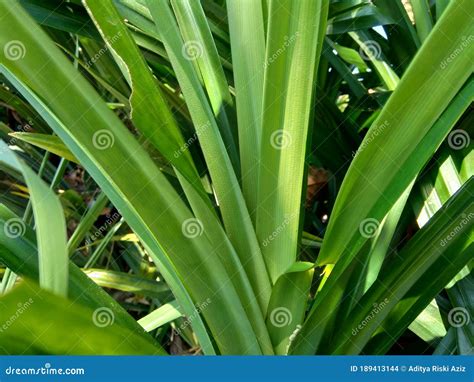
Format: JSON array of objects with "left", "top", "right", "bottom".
[{"left": 0, "top": 0, "right": 472, "bottom": 355}]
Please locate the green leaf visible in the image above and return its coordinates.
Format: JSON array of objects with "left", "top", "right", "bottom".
[
  {"left": 82, "top": 0, "right": 205, "bottom": 197},
  {"left": 317, "top": 1, "right": 473, "bottom": 267},
  {"left": 0, "top": 280, "right": 165, "bottom": 355},
  {"left": 227, "top": 0, "right": 266, "bottom": 217},
  {"left": 84, "top": 269, "right": 170, "bottom": 298},
  {"left": 146, "top": 0, "right": 272, "bottom": 314},
  {"left": 411, "top": 0, "right": 433, "bottom": 42},
  {"left": 256, "top": 0, "right": 329, "bottom": 283},
  {"left": 67, "top": 192, "right": 109, "bottom": 255},
  {"left": 292, "top": 75, "right": 472, "bottom": 354},
  {"left": 266, "top": 262, "right": 314, "bottom": 354},
  {"left": 138, "top": 300, "right": 182, "bottom": 332},
  {"left": 433, "top": 327, "right": 457, "bottom": 354},
  {"left": 9, "top": 132, "right": 79, "bottom": 163},
  {"left": 0, "top": 204, "right": 160, "bottom": 345},
  {"left": 446, "top": 269, "right": 474, "bottom": 355},
  {"left": 327, "top": 2, "right": 395, "bottom": 34},
  {"left": 1, "top": 68, "right": 216, "bottom": 355},
  {"left": 171, "top": 0, "right": 240, "bottom": 174},
  {"left": 341, "top": 185, "right": 413, "bottom": 317},
  {"left": 331, "top": 41, "right": 368, "bottom": 72},
  {"left": 408, "top": 300, "right": 446, "bottom": 346},
  {"left": 349, "top": 31, "right": 400, "bottom": 91},
  {"left": 177, "top": 174, "right": 273, "bottom": 354},
  {"left": 19, "top": 0, "right": 100, "bottom": 40},
  {"left": 0, "top": 141, "right": 68, "bottom": 298},
  {"left": 332, "top": 178, "right": 473, "bottom": 354},
  {"left": 0, "top": 1, "right": 262, "bottom": 354}
]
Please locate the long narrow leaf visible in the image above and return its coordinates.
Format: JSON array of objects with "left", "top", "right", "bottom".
[
  {"left": 146, "top": 0, "right": 272, "bottom": 313},
  {"left": 256, "top": 0, "right": 329, "bottom": 283},
  {"left": 0, "top": 141, "right": 68, "bottom": 297}
]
